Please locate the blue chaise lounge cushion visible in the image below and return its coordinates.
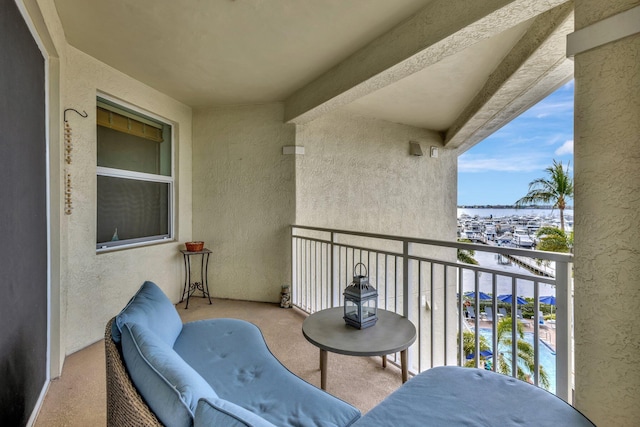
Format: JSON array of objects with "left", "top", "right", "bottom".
[
  {"left": 112, "top": 280, "right": 183, "bottom": 346},
  {"left": 353, "top": 366, "right": 595, "bottom": 426},
  {"left": 121, "top": 322, "right": 217, "bottom": 427},
  {"left": 174, "top": 319, "right": 361, "bottom": 427},
  {"left": 194, "top": 397, "right": 278, "bottom": 427}
]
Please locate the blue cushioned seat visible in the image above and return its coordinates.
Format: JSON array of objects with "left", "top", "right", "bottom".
[
  {"left": 111, "top": 281, "right": 361, "bottom": 427},
  {"left": 353, "top": 366, "right": 595, "bottom": 427},
  {"left": 112, "top": 280, "right": 183, "bottom": 346},
  {"left": 194, "top": 397, "right": 278, "bottom": 427},
  {"left": 121, "top": 323, "right": 217, "bottom": 427},
  {"left": 175, "top": 319, "right": 361, "bottom": 427}
]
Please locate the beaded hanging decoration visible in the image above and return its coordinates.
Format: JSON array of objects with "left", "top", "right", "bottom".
[{"left": 63, "top": 109, "right": 88, "bottom": 215}]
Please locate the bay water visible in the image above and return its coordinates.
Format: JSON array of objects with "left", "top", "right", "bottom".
[{"left": 458, "top": 207, "right": 573, "bottom": 220}]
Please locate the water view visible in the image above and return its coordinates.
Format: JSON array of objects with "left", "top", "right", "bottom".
[
  {"left": 458, "top": 207, "right": 574, "bottom": 220},
  {"left": 457, "top": 206, "right": 574, "bottom": 298},
  {"left": 479, "top": 328, "right": 556, "bottom": 394}
]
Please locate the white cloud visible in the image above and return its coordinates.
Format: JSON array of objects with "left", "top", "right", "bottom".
[
  {"left": 458, "top": 154, "right": 548, "bottom": 173},
  {"left": 555, "top": 139, "right": 574, "bottom": 155},
  {"left": 527, "top": 100, "right": 573, "bottom": 119}
]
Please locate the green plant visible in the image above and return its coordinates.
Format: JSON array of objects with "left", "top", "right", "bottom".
[
  {"left": 496, "top": 317, "right": 550, "bottom": 389},
  {"left": 520, "top": 304, "right": 534, "bottom": 319},
  {"left": 457, "top": 239, "right": 478, "bottom": 265},
  {"left": 515, "top": 160, "right": 573, "bottom": 232},
  {"left": 536, "top": 226, "right": 571, "bottom": 253},
  {"left": 459, "top": 331, "right": 490, "bottom": 367}
]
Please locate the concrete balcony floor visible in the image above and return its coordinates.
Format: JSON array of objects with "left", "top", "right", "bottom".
[{"left": 35, "top": 297, "right": 403, "bottom": 426}]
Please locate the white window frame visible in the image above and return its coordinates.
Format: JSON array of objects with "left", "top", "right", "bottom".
[{"left": 96, "top": 94, "right": 175, "bottom": 252}]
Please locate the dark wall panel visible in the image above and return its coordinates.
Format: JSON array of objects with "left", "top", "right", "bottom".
[{"left": 0, "top": 0, "right": 48, "bottom": 425}]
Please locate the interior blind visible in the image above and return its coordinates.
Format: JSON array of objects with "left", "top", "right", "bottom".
[{"left": 97, "top": 106, "right": 163, "bottom": 142}]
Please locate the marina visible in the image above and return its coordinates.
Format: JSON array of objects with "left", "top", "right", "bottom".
[
  {"left": 456, "top": 207, "right": 575, "bottom": 300},
  {"left": 458, "top": 207, "right": 573, "bottom": 246},
  {"left": 457, "top": 207, "right": 572, "bottom": 278}
]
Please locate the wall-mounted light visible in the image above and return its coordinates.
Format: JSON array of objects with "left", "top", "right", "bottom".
[
  {"left": 409, "top": 141, "right": 423, "bottom": 156},
  {"left": 430, "top": 146, "right": 439, "bottom": 158}
]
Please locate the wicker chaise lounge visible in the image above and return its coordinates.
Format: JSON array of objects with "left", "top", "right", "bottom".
[
  {"left": 105, "top": 318, "right": 162, "bottom": 427},
  {"left": 105, "top": 281, "right": 360, "bottom": 427}
]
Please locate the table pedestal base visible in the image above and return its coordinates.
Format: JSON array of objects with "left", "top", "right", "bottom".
[{"left": 318, "top": 349, "right": 408, "bottom": 391}]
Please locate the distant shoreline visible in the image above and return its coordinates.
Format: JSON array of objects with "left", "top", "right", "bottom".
[{"left": 457, "top": 205, "right": 573, "bottom": 209}]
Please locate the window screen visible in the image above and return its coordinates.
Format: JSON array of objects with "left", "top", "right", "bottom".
[{"left": 96, "top": 97, "right": 173, "bottom": 250}]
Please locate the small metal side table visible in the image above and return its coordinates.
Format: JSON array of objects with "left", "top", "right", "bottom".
[{"left": 179, "top": 248, "right": 212, "bottom": 309}]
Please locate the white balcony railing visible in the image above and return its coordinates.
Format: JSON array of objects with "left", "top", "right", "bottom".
[{"left": 291, "top": 225, "right": 574, "bottom": 403}]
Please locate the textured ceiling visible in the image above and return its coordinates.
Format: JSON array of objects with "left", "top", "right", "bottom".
[
  {"left": 340, "top": 21, "right": 532, "bottom": 131},
  {"left": 54, "top": 0, "right": 574, "bottom": 139},
  {"left": 55, "top": 0, "right": 434, "bottom": 106}
]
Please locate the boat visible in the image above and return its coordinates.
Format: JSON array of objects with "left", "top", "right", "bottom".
[
  {"left": 496, "top": 233, "right": 513, "bottom": 246},
  {"left": 484, "top": 225, "right": 497, "bottom": 242},
  {"left": 526, "top": 219, "right": 541, "bottom": 234},
  {"left": 460, "top": 229, "right": 483, "bottom": 242},
  {"left": 512, "top": 228, "right": 534, "bottom": 248}
]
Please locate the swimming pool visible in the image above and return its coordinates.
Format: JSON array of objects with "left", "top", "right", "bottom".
[{"left": 478, "top": 328, "right": 556, "bottom": 393}]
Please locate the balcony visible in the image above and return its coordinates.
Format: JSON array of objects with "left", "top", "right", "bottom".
[
  {"left": 34, "top": 226, "right": 575, "bottom": 426},
  {"left": 291, "top": 225, "right": 574, "bottom": 402}
]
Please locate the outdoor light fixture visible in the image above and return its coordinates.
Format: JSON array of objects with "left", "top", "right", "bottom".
[
  {"left": 343, "top": 263, "right": 378, "bottom": 329},
  {"left": 409, "top": 141, "right": 424, "bottom": 156}
]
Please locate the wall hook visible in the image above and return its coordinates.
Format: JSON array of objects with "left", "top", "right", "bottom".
[{"left": 64, "top": 108, "right": 88, "bottom": 122}]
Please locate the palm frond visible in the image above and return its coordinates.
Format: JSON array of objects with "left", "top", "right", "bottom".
[
  {"left": 494, "top": 317, "right": 550, "bottom": 389},
  {"left": 514, "top": 160, "right": 573, "bottom": 232},
  {"left": 457, "top": 250, "right": 479, "bottom": 265}
]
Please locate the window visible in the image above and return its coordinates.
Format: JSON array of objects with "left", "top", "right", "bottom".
[{"left": 96, "top": 97, "right": 173, "bottom": 250}]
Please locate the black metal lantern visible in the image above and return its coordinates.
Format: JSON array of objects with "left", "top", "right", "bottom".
[{"left": 343, "top": 263, "right": 378, "bottom": 329}]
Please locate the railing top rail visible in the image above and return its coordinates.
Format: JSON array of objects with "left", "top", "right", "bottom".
[{"left": 291, "top": 224, "right": 573, "bottom": 263}]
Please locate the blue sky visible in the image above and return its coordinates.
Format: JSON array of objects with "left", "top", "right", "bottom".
[{"left": 457, "top": 80, "right": 574, "bottom": 206}]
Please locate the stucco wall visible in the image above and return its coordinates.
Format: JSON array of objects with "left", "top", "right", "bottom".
[
  {"left": 25, "top": 0, "right": 193, "bottom": 361},
  {"left": 294, "top": 112, "right": 458, "bottom": 367},
  {"left": 573, "top": 1, "right": 640, "bottom": 425},
  {"left": 192, "top": 104, "right": 296, "bottom": 302},
  {"left": 294, "top": 111, "right": 457, "bottom": 240},
  {"left": 60, "top": 46, "right": 193, "bottom": 354}
]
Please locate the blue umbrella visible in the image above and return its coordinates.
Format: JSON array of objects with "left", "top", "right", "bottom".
[
  {"left": 539, "top": 295, "right": 556, "bottom": 305},
  {"left": 540, "top": 295, "right": 556, "bottom": 315},
  {"left": 464, "top": 291, "right": 492, "bottom": 300},
  {"left": 466, "top": 349, "right": 493, "bottom": 359},
  {"left": 497, "top": 294, "right": 527, "bottom": 305}
]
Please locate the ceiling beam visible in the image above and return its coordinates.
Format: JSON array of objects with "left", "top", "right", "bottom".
[
  {"left": 444, "top": 2, "right": 575, "bottom": 152},
  {"left": 283, "top": 0, "right": 570, "bottom": 125}
]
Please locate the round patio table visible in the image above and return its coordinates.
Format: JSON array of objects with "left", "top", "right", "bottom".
[{"left": 302, "top": 307, "right": 416, "bottom": 390}]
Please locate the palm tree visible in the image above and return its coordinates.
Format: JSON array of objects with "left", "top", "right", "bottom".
[
  {"left": 460, "top": 331, "right": 490, "bottom": 367},
  {"left": 457, "top": 239, "right": 478, "bottom": 265},
  {"left": 515, "top": 160, "right": 573, "bottom": 232},
  {"left": 496, "top": 317, "right": 550, "bottom": 389},
  {"left": 535, "top": 226, "right": 571, "bottom": 253}
]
